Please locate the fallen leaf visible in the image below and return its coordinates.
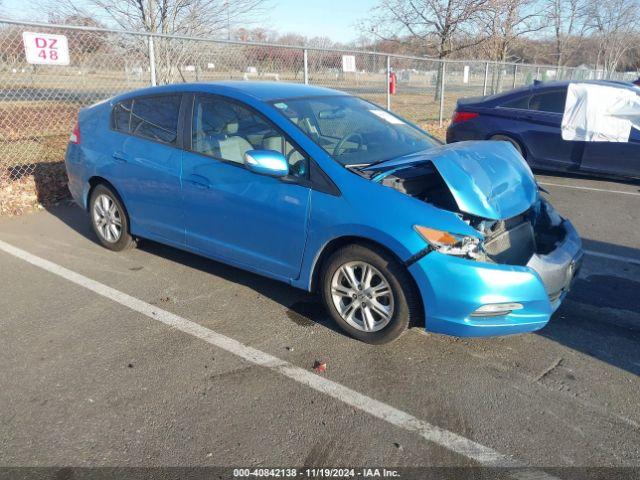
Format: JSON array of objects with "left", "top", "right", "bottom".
[{"left": 312, "top": 360, "right": 327, "bottom": 373}]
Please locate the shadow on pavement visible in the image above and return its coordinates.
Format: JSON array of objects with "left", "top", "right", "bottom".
[
  {"left": 48, "top": 204, "right": 640, "bottom": 376},
  {"left": 48, "top": 203, "right": 341, "bottom": 335}
]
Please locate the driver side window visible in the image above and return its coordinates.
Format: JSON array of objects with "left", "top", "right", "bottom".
[{"left": 191, "top": 95, "right": 309, "bottom": 178}]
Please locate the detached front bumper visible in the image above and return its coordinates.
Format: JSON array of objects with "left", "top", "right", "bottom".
[{"left": 408, "top": 219, "right": 583, "bottom": 337}]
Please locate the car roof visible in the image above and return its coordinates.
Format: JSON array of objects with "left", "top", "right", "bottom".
[
  {"left": 530, "top": 79, "right": 637, "bottom": 90},
  {"left": 112, "top": 81, "right": 348, "bottom": 103},
  {"left": 458, "top": 79, "right": 638, "bottom": 107}
]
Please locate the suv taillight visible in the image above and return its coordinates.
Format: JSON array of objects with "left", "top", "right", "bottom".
[
  {"left": 69, "top": 122, "right": 80, "bottom": 144},
  {"left": 451, "top": 111, "right": 479, "bottom": 124}
]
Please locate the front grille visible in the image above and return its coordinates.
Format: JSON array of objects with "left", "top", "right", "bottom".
[{"left": 484, "top": 221, "right": 536, "bottom": 265}]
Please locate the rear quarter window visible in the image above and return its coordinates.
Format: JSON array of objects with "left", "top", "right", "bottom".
[{"left": 112, "top": 99, "right": 132, "bottom": 133}]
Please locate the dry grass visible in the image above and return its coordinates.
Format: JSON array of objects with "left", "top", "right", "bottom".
[
  {"left": 0, "top": 162, "right": 69, "bottom": 216},
  {"left": 420, "top": 121, "right": 448, "bottom": 141},
  {"left": 0, "top": 122, "right": 71, "bottom": 217}
]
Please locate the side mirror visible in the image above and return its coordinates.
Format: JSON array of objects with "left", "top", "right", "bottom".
[{"left": 243, "top": 150, "right": 289, "bottom": 178}]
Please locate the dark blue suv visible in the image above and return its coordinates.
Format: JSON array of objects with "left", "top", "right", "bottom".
[{"left": 446, "top": 80, "right": 640, "bottom": 179}]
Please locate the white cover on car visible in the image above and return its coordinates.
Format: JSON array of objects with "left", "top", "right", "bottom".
[{"left": 561, "top": 83, "right": 640, "bottom": 143}]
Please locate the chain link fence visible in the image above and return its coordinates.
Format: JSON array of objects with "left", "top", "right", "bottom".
[{"left": 1, "top": 18, "right": 636, "bottom": 186}]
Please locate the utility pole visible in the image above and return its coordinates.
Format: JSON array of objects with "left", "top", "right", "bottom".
[
  {"left": 226, "top": 0, "right": 231, "bottom": 40},
  {"left": 148, "top": 0, "right": 157, "bottom": 86}
]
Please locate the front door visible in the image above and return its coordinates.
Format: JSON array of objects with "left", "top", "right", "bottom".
[{"left": 181, "top": 94, "right": 311, "bottom": 280}]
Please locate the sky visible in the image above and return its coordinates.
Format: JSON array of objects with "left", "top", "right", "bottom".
[
  {"left": 266, "top": 0, "right": 374, "bottom": 43},
  {"left": 1, "top": 0, "right": 377, "bottom": 43}
]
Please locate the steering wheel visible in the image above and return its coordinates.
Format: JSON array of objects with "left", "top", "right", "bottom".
[
  {"left": 287, "top": 150, "right": 307, "bottom": 177},
  {"left": 334, "top": 132, "right": 364, "bottom": 156}
]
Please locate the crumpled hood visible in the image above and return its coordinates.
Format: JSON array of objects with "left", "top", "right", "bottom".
[{"left": 366, "top": 141, "right": 538, "bottom": 220}]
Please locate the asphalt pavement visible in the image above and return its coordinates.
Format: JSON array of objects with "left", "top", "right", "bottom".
[{"left": 0, "top": 172, "right": 638, "bottom": 477}]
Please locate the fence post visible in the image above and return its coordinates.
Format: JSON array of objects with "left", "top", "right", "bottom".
[
  {"left": 512, "top": 64, "right": 517, "bottom": 89},
  {"left": 303, "top": 49, "right": 308, "bottom": 85},
  {"left": 438, "top": 61, "right": 446, "bottom": 127},
  {"left": 483, "top": 62, "right": 489, "bottom": 96},
  {"left": 148, "top": 34, "right": 157, "bottom": 86},
  {"left": 536, "top": 66, "right": 540, "bottom": 80},
  {"left": 386, "top": 56, "right": 391, "bottom": 111}
]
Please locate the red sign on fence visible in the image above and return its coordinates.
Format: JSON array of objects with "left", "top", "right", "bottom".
[{"left": 22, "top": 31, "right": 70, "bottom": 65}]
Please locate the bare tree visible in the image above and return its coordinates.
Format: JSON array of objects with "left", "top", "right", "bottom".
[
  {"left": 586, "top": 0, "right": 639, "bottom": 75},
  {"left": 40, "top": 0, "right": 269, "bottom": 83},
  {"left": 45, "top": 0, "right": 268, "bottom": 37},
  {"left": 360, "top": 0, "right": 490, "bottom": 59},
  {"left": 481, "top": 0, "right": 545, "bottom": 62},
  {"left": 359, "top": 0, "right": 490, "bottom": 99},
  {"left": 546, "top": 0, "right": 588, "bottom": 67},
  {"left": 480, "top": 0, "right": 545, "bottom": 90}
]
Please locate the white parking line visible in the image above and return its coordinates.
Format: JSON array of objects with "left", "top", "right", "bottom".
[
  {"left": 0, "top": 239, "right": 558, "bottom": 479},
  {"left": 585, "top": 250, "right": 640, "bottom": 266},
  {"left": 538, "top": 182, "right": 640, "bottom": 197}
]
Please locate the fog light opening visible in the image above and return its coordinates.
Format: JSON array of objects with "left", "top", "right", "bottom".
[{"left": 470, "top": 303, "right": 524, "bottom": 317}]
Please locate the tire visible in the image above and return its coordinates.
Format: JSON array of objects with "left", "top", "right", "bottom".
[
  {"left": 89, "top": 184, "right": 136, "bottom": 251},
  {"left": 490, "top": 134, "right": 525, "bottom": 158},
  {"left": 320, "top": 243, "right": 421, "bottom": 344}
]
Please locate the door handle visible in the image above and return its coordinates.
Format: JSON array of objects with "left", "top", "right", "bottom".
[
  {"left": 112, "top": 151, "right": 129, "bottom": 162},
  {"left": 185, "top": 174, "right": 211, "bottom": 189}
]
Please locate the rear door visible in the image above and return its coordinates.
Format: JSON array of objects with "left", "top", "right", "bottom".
[
  {"left": 181, "top": 93, "right": 311, "bottom": 280},
  {"left": 518, "top": 88, "right": 583, "bottom": 170},
  {"left": 109, "top": 94, "right": 185, "bottom": 244}
]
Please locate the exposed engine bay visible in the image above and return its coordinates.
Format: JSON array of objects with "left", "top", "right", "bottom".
[{"left": 360, "top": 161, "right": 566, "bottom": 266}]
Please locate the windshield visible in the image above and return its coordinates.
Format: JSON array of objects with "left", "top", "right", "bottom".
[{"left": 270, "top": 96, "right": 440, "bottom": 166}]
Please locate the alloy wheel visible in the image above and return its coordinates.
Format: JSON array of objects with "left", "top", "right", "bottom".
[
  {"left": 330, "top": 261, "right": 395, "bottom": 332},
  {"left": 92, "top": 194, "right": 122, "bottom": 243}
]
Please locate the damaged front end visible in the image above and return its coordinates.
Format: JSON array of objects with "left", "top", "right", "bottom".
[{"left": 363, "top": 141, "right": 583, "bottom": 308}]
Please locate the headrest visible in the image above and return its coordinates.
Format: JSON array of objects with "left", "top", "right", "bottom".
[{"left": 225, "top": 122, "right": 239, "bottom": 134}]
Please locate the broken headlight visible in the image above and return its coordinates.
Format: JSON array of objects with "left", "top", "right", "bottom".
[{"left": 414, "top": 225, "right": 484, "bottom": 260}]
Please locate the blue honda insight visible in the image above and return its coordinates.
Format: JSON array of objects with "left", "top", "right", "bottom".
[{"left": 65, "top": 82, "right": 583, "bottom": 344}]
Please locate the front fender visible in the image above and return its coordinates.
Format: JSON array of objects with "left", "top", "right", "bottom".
[
  {"left": 293, "top": 181, "right": 471, "bottom": 291},
  {"left": 294, "top": 226, "right": 417, "bottom": 291}
]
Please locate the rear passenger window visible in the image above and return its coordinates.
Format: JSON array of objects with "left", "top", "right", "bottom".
[
  {"left": 112, "top": 99, "right": 132, "bottom": 133},
  {"left": 501, "top": 96, "right": 530, "bottom": 109},
  {"left": 529, "top": 90, "right": 567, "bottom": 114},
  {"left": 130, "top": 95, "right": 181, "bottom": 144}
]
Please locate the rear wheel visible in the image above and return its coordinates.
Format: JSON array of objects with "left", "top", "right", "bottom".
[
  {"left": 320, "top": 244, "right": 421, "bottom": 344},
  {"left": 490, "top": 134, "right": 525, "bottom": 158},
  {"left": 89, "top": 184, "right": 136, "bottom": 251}
]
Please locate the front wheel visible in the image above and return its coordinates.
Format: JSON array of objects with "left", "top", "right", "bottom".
[{"left": 320, "top": 244, "right": 421, "bottom": 344}]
